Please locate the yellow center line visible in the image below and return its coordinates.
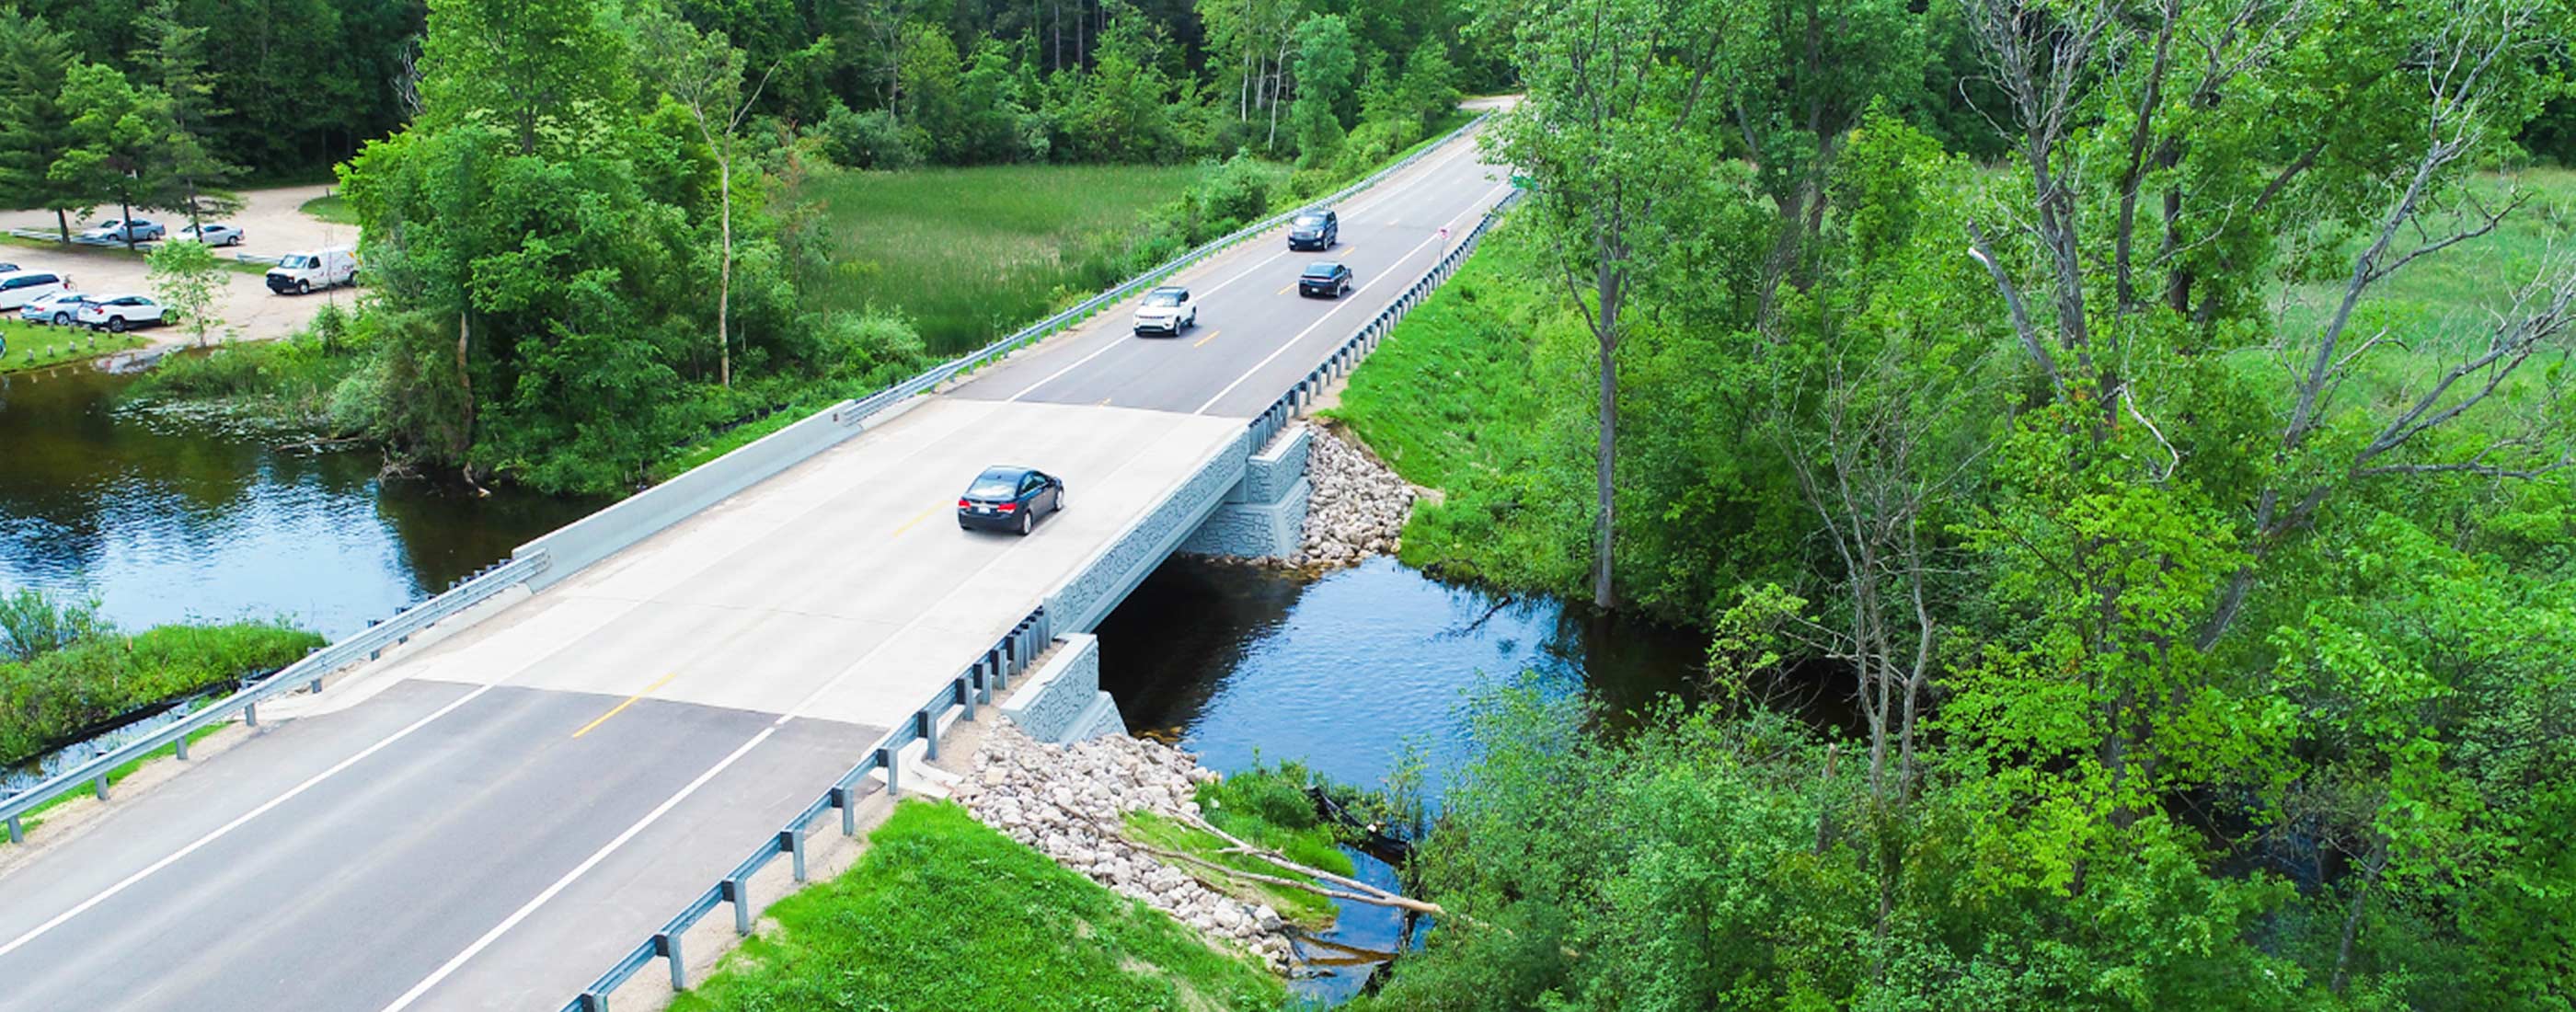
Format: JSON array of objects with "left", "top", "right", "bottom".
[
  {"left": 1098, "top": 397, "right": 1114, "bottom": 406},
  {"left": 1276, "top": 283, "right": 1293, "bottom": 295},
  {"left": 571, "top": 671, "right": 683, "bottom": 738},
  {"left": 891, "top": 503, "right": 939, "bottom": 536},
  {"left": 1191, "top": 328, "right": 1223, "bottom": 348}
]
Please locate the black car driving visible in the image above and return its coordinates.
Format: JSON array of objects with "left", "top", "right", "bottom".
[
  {"left": 1298, "top": 261, "right": 1353, "bottom": 298},
  {"left": 1287, "top": 209, "right": 1338, "bottom": 250},
  {"left": 957, "top": 466, "right": 1065, "bottom": 535}
]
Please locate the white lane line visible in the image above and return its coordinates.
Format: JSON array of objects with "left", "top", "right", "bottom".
[
  {"left": 1005, "top": 131, "right": 1485, "bottom": 404},
  {"left": 0, "top": 682, "right": 503, "bottom": 960},
  {"left": 371, "top": 435, "right": 1122, "bottom": 1006},
  {"left": 374, "top": 726, "right": 780, "bottom": 1012},
  {"left": 1192, "top": 180, "right": 1513, "bottom": 417}
]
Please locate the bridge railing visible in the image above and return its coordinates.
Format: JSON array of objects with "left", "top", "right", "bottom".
[
  {"left": 0, "top": 551, "right": 554, "bottom": 844},
  {"left": 558, "top": 608, "right": 1052, "bottom": 1011},
  {"left": 1248, "top": 188, "right": 1526, "bottom": 450},
  {"left": 832, "top": 110, "right": 1494, "bottom": 425},
  {"left": 505, "top": 110, "right": 1501, "bottom": 594}
]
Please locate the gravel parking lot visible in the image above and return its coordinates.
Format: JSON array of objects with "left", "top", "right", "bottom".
[{"left": 1, "top": 184, "right": 362, "bottom": 345}]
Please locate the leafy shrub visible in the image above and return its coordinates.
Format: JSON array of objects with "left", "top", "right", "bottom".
[
  {"left": 816, "top": 104, "right": 922, "bottom": 170},
  {"left": 0, "top": 621, "right": 322, "bottom": 763},
  {"left": 0, "top": 589, "right": 114, "bottom": 662}
]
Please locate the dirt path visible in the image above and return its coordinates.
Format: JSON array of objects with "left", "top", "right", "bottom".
[{"left": 2, "top": 184, "right": 362, "bottom": 348}]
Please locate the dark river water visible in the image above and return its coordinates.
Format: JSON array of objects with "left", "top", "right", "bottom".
[
  {"left": 0, "top": 362, "right": 597, "bottom": 638},
  {"left": 1095, "top": 555, "right": 1708, "bottom": 807}
]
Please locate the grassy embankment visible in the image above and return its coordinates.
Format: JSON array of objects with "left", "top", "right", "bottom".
[
  {"left": 0, "top": 621, "right": 322, "bottom": 765},
  {"left": 1328, "top": 168, "right": 2576, "bottom": 604},
  {"left": 0, "top": 320, "right": 146, "bottom": 374},
  {"left": 297, "top": 194, "right": 358, "bottom": 225},
  {"left": 671, "top": 799, "right": 1289, "bottom": 1012},
  {"left": 1324, "top": 218, "right": 1597, "bottom": 594},
  {"left": 1126, "top": 761, "right": 1361, "bottom": 928},
  {"left": 121, "top": 319, "right": 361, "bottom": 436}
]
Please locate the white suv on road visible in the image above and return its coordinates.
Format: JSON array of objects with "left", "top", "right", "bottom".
[
  {"left": 1132, "top": 285, "right": 1197, "bottom": 336},
  {"left": 77, "top": 293, "right": 167, "bottom": 333}
]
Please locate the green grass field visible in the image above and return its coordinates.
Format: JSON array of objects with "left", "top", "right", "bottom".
[
  {"left": 297, "top": 194, "right": 358, "bottom": 225},
  {"left": 796, "top": 162, "right": 1209, "bottom": 353},
  {"left": 2278, "top": 167, "right": 2576, "bottom": 351},
  {"left": 0, "top": 320, "right": 145, "bottom": 374},
  {"left": 672, "top": 799, "right": 1285, "bottom": 1012}
]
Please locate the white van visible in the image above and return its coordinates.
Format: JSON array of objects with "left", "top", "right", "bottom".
[
  {"left": 0, "top": 270, "right": 70, "bottom": 311},
  {"left": 267, "top": 247, "right": 358, "bottom": 295}
]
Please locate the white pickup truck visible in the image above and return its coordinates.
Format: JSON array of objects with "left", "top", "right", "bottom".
[{"left": 267, "top": 247, "right": 358, "bottom": 295}]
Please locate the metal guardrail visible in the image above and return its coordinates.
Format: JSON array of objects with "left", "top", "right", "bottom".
[
  {"left": 553, "top": 118, "right": 1501, "bottom": 1012},
  {"left": 0, "top": 551, "right": 553, "bottom": 843},
  {"left": 3, "top": 227, "right": 280, "bottom": 265},
  {"left": 1248, "top": 188, "right": 1524, "bottom": 449},
  {"left": 820, "top": 111, "right": 1494, "bottom": 431},
  {"left": 560, "top": 609, "right": 1052, "bottom": 1011}
]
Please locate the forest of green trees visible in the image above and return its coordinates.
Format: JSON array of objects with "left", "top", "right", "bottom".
[
  {"left": 1314, "top": 0, "right": 2576, "bottom": 1007},
  {"left": 0, "top": 0, "right": 1491, "bottom": 493}
]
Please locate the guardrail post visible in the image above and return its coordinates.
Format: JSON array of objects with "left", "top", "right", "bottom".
[
  {"left": 722, "top": 874, "right": 753, "bottom": 935},
  {"left": 175, "top": 734, "right": 190, "bottom": 761},
  {"left": 987, "top": 649, "right": 1006, "bottom": 691},
  {"left": 656, "top": 930, "right": 685, "bottom": 990},
  {"left": 881, "top": 746, "right": 902, "bottom": 798},
  {"left": 93, "top": 775, "right": 109, "bottom": 800},
  {"left": 914, "top": 708, "right": 938, "bottom": 761},
  {"left": 6, "top": 815, "right": 19, "bottom": 845},
  {"left": 781, "top": 827, "right": 808, "bottom": 883},
  {"left": 834, "top": 785, "right": 857, "bottom": 835},
  {"left": 579, "top": 992, "right": 607, "bottom": 1011},
  {"left": 958, "top": 675, "right": 977, "bottom": 721},
  {"left": 244, "top": 703, "right": 258, "bottom": 727}
]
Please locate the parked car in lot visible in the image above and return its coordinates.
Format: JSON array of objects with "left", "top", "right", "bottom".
[
  {"left": 0, "top": 262, "right": 18, "bottom": 273},
  {"left": 1298, "top": 261, "right": 1354, "bottom": 298},
  {"left": 1132, "top": 285, "right": 1198, "bottom": 336},
  {"left": 0, "top": 270, "right": 70, "bottom": 311},
  {"left": 178, "top": 223, "right": 245, "bottom": 247},
  {"left": 267, "top": 247, "right": 358, "bottom": 294},
  {"left": 1287, "top": 209, "right": 1339, "bottom": 250},
  {"left": 78, "top": 219, "right": 164, "bottom": 244},
  {"left": 957, "top": 466, "right": 1065, "bottom": 535},
  {"left": 19, "top": 291, "right": 90, "bottom": 326},
  {"left": 77, "top": 293, "right": 167, "bottom": 333}
]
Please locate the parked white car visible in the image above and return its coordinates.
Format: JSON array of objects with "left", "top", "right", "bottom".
[
  {"left": 0, "top": 270, "right": 71, "bottom": 311},
  {"left": 19, "top": 291, "right": 91, "bottom": 326},
  {"left": 1132, "top": 285, "right": 1198, "bottom": 336},
  {"left": 178, "top": 223, "right": 245, "bottom": 247},
  {"left": 78, "top": 219, "right": 165, "bottom": 243},
  {"left": 267, "top": 247, "right": 357, "bottom": 294},
  {"left": 77, "top": 293, "right": 167, "bottom": 333}
]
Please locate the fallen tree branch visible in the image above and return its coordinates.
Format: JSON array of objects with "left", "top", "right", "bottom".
[{"left": 1136, "top": 843, "right": 1455, "bottom": 919}]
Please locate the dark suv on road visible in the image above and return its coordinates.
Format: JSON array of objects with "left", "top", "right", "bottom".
[
  {"left": 1287, "top": 210, "right": 1338, "bottom": 250},
  {"left": 1298, "top": 261, "right": 1353, "bottom": 298}
]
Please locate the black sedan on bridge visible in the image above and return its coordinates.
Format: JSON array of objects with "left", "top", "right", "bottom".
[
  {"left": 958, "top": 466, "right": 1065, "bottom": 535},
  {"left": 1298, "top": 261, "right": 1354, "bottom": 298}
]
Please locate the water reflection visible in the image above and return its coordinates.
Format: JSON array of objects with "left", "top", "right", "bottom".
[
  {"left": 1096, "top": 555, "right": 1709, "bottom": 807},
  {"left": 0, "top": 363, "right": 596, "bottom": 638}
]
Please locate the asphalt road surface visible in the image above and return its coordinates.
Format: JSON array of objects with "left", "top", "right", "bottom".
[
  {"left": 955, "top": 127, "right": 1514, "bottom": 416},
  {"left": 0, "top": 119, "right": 1509, "bottom": 1012}
]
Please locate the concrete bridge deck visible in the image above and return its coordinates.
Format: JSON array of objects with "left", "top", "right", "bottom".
[{"left": 0, "top": 119, "right": 1511, "bottom": 1011}]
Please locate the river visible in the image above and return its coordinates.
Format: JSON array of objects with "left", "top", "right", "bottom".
[{"left": 0, "top": 362, "right": 597, "bottom": 638}]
